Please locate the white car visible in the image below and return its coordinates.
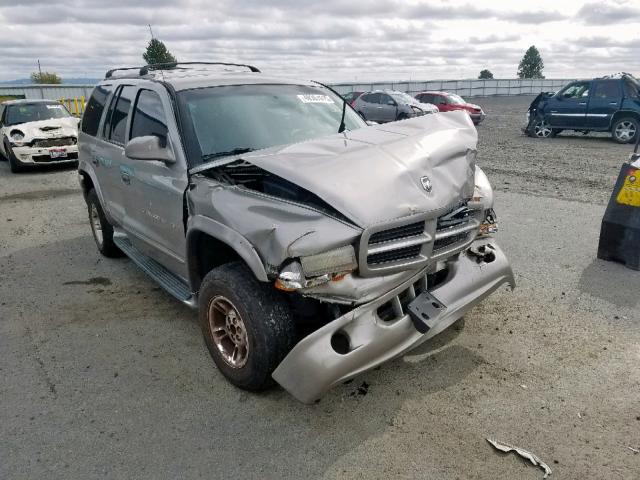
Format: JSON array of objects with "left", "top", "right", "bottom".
[{"left": 0, "top": 99, "right": 79, "bottom": 172}]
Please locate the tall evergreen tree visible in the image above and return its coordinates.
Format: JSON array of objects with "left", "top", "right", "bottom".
[
  {"left": 143, "top": 38, "right": 177, "bottom": 66},
  {"left": 517, "top": 46, "right": 545, "bottom": 79}
]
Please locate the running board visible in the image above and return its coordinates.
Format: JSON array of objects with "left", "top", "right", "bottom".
[{"left": 113, "top": 236, "right": 196, "bottom": 308}]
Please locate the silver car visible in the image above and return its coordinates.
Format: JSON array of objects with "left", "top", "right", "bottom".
[
  {"left": 352, "top": 89, "right": 438, "bottom": 123},
  {"left": 78, "top": 62, "right": 513, "bottom": 403}
]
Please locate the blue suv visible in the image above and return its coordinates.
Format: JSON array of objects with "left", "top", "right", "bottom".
[{"left": 525, "top": 73, "right": 640, "bottom": 143}]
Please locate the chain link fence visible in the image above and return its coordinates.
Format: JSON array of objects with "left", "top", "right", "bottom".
[{"left": 329, "top": 78, "right": 574, "bottom": 98}]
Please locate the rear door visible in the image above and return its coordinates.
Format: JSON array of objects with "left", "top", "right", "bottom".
[
  {"left": 359, "top": 93, "right": 380, "bottom": 120},
  {"left": 587, "top": 80, "right": 622, "bottom": 129},
  {"left": 120, "top": 86, "right": 189, "bottom": 279},
  {"left": 91, "top": 84, "right": 136, "bottom": 226},
  {"left": 378, "top": 93, "right": 397, "bottom": 122},
  {"left": 547, "top": 81, "right": 590, "bottom": 128}
]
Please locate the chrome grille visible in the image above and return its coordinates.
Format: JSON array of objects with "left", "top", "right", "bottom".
[
  {"left": 432, "top": 205, "right": 479, "bottom": 258},
  {"left": 360, "top": 216, "right": 430, "bottom": 275}
]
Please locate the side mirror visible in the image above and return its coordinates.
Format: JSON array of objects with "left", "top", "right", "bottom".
[
  {"left": 125, "top": 135, "right": 175, "bottom": 164},
  {"left": 366, "top": 120, "right": 379, "bottom": 126}
]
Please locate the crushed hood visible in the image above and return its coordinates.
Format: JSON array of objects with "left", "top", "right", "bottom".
[
  {"left": 8, "top": 117, "right": 79, "bottom": 140},
  {"left": 196, "top": 111, "right": 477, "bottom": 227}
]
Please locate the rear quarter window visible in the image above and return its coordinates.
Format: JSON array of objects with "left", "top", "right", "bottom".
[{"left": 81, "top": 85, "right": 112, "bottom": 136}]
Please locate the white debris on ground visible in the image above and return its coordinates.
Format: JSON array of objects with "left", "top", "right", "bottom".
[{"left": 486, "top": 437, "right": 553, "bottom": 478}]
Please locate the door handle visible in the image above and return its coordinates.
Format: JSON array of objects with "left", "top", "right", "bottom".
[
  {"left": 609, "top": 102, "right": 618, "bottom": 105},
  {"left": 121, "top": 172, "right": 131, "bottom": 185},
  {"left": 578, "top": 102, "right": 587, "bottom": 105}
]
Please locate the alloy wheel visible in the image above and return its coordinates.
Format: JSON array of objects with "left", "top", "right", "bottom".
[
  {"left": 534, "top": 120, "right": 552, "bottom": 138},
  {"left": 207, "top": 295, "right": 250, "bottom": 368},
  {"left": 615, "top": 121, "right": 636, "bottom": 142}
]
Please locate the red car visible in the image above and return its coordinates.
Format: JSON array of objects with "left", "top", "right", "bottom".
[{"left": 415, "top": 91, "right": 486, "bottom": 124}]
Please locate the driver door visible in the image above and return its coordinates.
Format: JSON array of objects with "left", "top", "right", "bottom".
[
  {"left": 548, "top": 81, "right": 591, "bottom": 128},
  {"left": 120, "top": 86, "right": 190, "bottom": 280}
]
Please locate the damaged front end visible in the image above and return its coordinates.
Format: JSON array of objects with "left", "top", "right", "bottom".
[{"left": 188, "top": 111, "right": 514, "bottom": 402}]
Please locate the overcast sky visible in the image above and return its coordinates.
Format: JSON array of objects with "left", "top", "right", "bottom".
[{"left": 0, "top": 0, "right": 638, "bottom": 83}]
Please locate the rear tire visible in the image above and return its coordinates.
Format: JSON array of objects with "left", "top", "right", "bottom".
[
  {"left": 86, "top": 189, "right": 122, "bottom": 257},
  {"left": 611, "top": 117, "right": 639, "bottom": 144},
  {"left": 199, "top": 262, "right": 297, "bottom": 391}
]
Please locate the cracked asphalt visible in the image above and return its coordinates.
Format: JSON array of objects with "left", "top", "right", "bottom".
[{"left": 1, "top": 96, "right": 638, "bottom": 479}]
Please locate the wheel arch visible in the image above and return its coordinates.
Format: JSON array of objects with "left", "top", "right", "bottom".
[
  {"left": 610, "top": 110, "right": 640, "bottom": 129},
  {"left": 186, "top": 215, "right": 269, "bottom": 293}
]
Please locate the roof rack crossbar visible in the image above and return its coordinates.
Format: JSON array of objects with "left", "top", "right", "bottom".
[
  {"left": 139, "top": 61, "right": 261, "bottom": 76},
  {"left": 105, "top": 66, "right": 145, "bottom": 79},
  {"left": 105, "top": 62, "right": 261, "bottom": 80}
]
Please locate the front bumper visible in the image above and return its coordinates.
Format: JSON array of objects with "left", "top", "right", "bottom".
[
  {"left": 272, "top": 239, "right": 514, "bottom": 403},
  {"left": 470, "top": 112, "right": 486, "bottom": 124},
  {"left": 12, "top": 144, "right": 79, "bottom": 164}
]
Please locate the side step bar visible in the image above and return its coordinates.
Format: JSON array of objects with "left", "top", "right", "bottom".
[{"left": 113, "top": 236, "right": 196, "bottom": 308}]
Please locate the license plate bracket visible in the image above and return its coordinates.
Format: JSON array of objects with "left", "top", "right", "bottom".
[{"left": 407, "top": 291, "right": 447, "bottom": 334}]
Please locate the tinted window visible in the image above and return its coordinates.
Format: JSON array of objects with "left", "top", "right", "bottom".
[
  {"left": 107, "top": 85, "right": 135, "bottom": 144},
  {"left": 432, "top": 95, "right": 446, "bottom": 105},
  {"left": 417, "top": 94, "right": 432, "bottom": 103},
  {"left": 368, "top": 93, "right": 381, "bottom": 104},
  {"left": 380, "top": 94, "right": 394, "bottom": 105},
  {"left": 593, "top": 81, "right": 620, "bottom": 99},
  {"left": 130, "top": 90, "right": 168, "bottom": 146},
  {"left": 623, "top": 79, "right": 639, "bottom": 98},
  {"left": 178, "top": 84, "right": 366, "bottom": 165},
  {"left": 81, "top": 85, "right": 112, "bottom": 136},
  {"left": 5, "top": 102, "right": 71, "bottom": 126}
]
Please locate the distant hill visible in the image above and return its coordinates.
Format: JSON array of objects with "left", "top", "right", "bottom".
[{"left": 0, "top": 78, "right": 100, "bottom": 85}]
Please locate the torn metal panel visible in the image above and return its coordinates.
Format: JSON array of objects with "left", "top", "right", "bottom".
[
  {"left": 191, "top": 111, "right": 478, "bottom": 228},
  {"left": 187, "top": 181, "right": 362, "bottom": 272},
  {"left": 486, "top": 438, "right": 552, "bottom": 479}
]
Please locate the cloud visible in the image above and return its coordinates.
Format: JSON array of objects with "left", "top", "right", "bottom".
[
  {"left": 576, "top": 1, "right": 640, "bottom": 24},
  {"left": 0, "top": 0, "right": 639, "bottom": 82}
]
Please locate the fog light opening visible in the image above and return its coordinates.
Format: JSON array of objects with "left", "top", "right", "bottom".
[{"left": 330, "top": 330, "right": 351, "bottom": 355}]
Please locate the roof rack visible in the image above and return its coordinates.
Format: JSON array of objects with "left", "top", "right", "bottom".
[{"left": 105, "top": 62, "right": 261, "bottom": 79}]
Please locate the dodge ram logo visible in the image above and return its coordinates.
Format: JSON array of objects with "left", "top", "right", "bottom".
[{"left": 420, "top": 176, "right": 432, "bottom": 192}]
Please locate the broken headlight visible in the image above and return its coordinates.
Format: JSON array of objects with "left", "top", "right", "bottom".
[
  {"left": 478, "top": 208, "right": 498, "bottom": 236},
  {"left": 275, "top": 245, "right": 358, "bottom": 291}
]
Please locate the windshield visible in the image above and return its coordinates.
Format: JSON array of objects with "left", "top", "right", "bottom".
[
  {"left": 178, "top": 84, "right": 366, "bottom": 165},
  {"left": 390, "top": 92, "right": 417, "bottom": 104},
  {"left": 5, "top": 102, "right": 71, "bottom": 126},
  {"left": 447, "top": 94, "right": 466, "bottom": 105}
]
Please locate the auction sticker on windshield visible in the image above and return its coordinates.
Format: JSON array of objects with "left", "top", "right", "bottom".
[{"left": 297, "top": 94, "right": 334, "bottom": 104}]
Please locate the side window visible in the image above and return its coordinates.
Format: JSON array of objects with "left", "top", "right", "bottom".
[
  {"left": 360, "top": 93, "right": 372, "bottom": 103},
  {"left": 434, "top": 95, "right": 445, "bottom": 105},
  {"left": 380, "top": 94, "right": 393, "bottom": 105},
  {"left": 81, "top": 84, "right": 112, "bottom": 136},
  {"left": 108, "top": 86, "right": 135, "bottom": 145},
  {"left": 593, "top": 81, "right": 620, "bottom": 99},
  {"left": 130, "top": 89, "right": 168, "bottom": 147},
  {"left": 0, "top": 105, "right": 4, "bottom": 126},
  {"left": 560, "top": 82, "right": 590, "bottom": 99},
  {"left": 368, "top": 93, "right": 381, "bottom": 104},
  {"left": 623, "top": 80, "right": 639, "bottom": 98}
]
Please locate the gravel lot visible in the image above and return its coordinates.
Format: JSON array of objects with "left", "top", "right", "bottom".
[{"left": 1, "top": 96, "right": 638, "bottom": 479}]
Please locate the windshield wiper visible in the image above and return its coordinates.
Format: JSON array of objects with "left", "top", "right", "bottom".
[{"left": 202, "top": 147, "right": 255, "bottom": 162}]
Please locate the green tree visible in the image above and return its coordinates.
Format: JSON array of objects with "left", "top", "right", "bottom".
[
  {"left": 30, "top": 71, "right": 62, "bottom": 84},
  {"left": 517, "top": 46, "right": 545, "bottom": 79},
  {"left": 143, "top": 38, "right": 177, "bottom": 66},
  {"left": 478, "top": 69, "right": 494, "bottom": 79}
]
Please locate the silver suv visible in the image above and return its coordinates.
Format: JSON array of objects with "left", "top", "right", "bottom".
[
  {"left": 78, "top": 62, "right": 514, "bottom": 403},
  {"left": 352, "top": 89, "right": 438, "bottom": 123}
]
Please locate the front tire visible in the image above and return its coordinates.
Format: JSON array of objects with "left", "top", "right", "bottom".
[
  {"left": 531, "top": 118, "right": 552, "bottom": 138},
  {"left": 5, "top": 143, "right": 25, "bottom": 173},
  {"left": 612, "top": 117, "right": 639, "bottom": 144},
  {"left": 199, "top": 262, "right": 297, "bottom": 391},
  {"left": 86, "top": 189, "right": 122, "bottom": 257}
]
